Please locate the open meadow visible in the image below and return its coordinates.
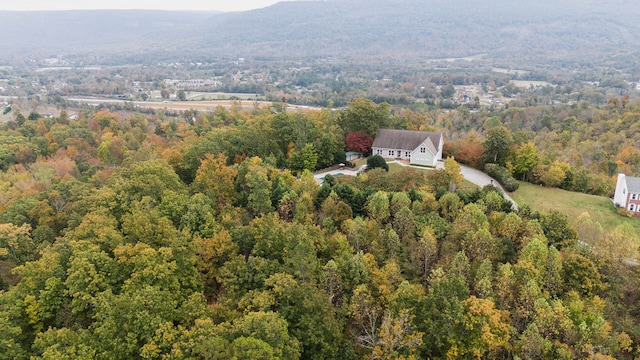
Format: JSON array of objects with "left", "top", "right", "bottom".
[{"left": 511, "top": 181, "right": 640, "bottom": 237}]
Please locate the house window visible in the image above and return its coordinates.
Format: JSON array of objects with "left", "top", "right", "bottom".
[
  {"left": 377, "top": 149, "right": 382, "bottom": 155},
  {"left": 405, "top": 151, "right": 410, "bottom": 157},
  {"left": 632, "top": 194, "right": 638, "bottom": 200},
  {"left": 630, "top": 204, "right": 636, "bottom": 212},
  {"left": 420, "top": 147, "right": 426, "bottom": 153},
  {"left": 389, "top": 150, "right": 394, "bottom": 156}
]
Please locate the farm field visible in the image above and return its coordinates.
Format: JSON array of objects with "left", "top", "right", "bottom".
[
  {"left": 65, "top": 97, "right": 319, "bottom": 112},
  {"left": 184, "top": 92, "right": 264, "bottom": 101},
  {"left": 492, "top": 67, "right": 531, "bottom": 76},
  {"left": 511, "top": 80, "right": 552, "bottom": 87}
]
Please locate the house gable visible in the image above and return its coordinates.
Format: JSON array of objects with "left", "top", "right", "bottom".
[
  {"left": 371, "top": 129, "right": 443, "bottom": 167},
  {"left": 409, "top": 138, "right": 438, "bottom": 166},
  {"left": 418, "top": 137, "right": 437, "bottom": 155}
]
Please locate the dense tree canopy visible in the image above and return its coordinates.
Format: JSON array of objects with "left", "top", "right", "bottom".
[{"left": 0, "top": 99, "right": 638, "bottom": 359}]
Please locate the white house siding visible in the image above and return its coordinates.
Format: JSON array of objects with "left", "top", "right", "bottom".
[
  {"left": 373, "top": 145, "right": 437, "bottom": 166},
  {"left": 373, "top": 147, "right": 409, "bottom": 160},
  {"left": 371, "top": 131, "right": 443, "bottom": 167},
  {"left": 614, "top": 174, "right": 628, "bottom": 208},
  {"left": 410, "top": 142, "right": 436, "bottom": 167}
]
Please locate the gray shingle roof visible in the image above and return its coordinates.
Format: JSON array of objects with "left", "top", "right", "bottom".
[
  {"left": 372, "top": 129, "right": 441, "bottom": 153},
  {"left": 626, "top": 176, "right": 640, "bottom": 193}
]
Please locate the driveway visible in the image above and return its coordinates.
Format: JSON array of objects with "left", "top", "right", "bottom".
[
  {"left": 458, "top": 164, "right": 518, "bottom": 210},
  {"left": 392, "top": 160, "right": 518, "bottom": 210},
  {"left": 314, "top": 160, "right": 519, "bottom": 210}
]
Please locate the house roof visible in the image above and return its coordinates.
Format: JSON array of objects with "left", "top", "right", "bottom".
[
  {"left": 626, "top": 176, "right": 640, "bottom": 193},
  {"left": 372, "top": 129, "right": 442, "bottom": 153}
]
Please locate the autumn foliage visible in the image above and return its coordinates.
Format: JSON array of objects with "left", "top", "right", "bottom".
[
  {"left": 443, "top": 140, "right": 484, "bottom": 169},
  {"left": 0, "top": 99, "right": 638, "bottom": 360},
  {"left": 346, "top": 131, "right": 373, "bottom": 154}
]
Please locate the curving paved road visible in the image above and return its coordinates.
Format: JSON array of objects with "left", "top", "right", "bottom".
[
  {"left": 458, "top": 164, "right": 518, "bottom": 210},
  {"left": 313, "top": 160, "right": 518, "bottom": 210},
  {"left": 392, "top": 160, "right": 518, "bottom": 210}
]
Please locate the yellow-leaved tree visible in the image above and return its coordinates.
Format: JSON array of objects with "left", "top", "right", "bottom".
[
  {"left": 444, "top": 156, "right": 463, "bottom": 192},
  {"left": 447, "top": 296, "right": 510, "bottom": 359},
  {"left": 369, "top": 309, "right": 423, "bottom": 360},
  {"left": 193, "top": 153, "right": 237, "bottom": 210},
  {"left": 594, "top": 223, "right": 639, "bottom": 265}
]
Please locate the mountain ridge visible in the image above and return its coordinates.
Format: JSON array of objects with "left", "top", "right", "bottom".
[{"left": 0, "top": 0, "right": 638, "bottom": 67}]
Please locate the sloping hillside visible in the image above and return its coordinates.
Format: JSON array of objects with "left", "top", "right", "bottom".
[{"left": 0, "top": 0, "right": 638, "bottom": 66}]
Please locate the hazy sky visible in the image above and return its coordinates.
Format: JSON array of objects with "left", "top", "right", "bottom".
[{"left": 1, "top": 0, "right": 283, "bottom": 12}]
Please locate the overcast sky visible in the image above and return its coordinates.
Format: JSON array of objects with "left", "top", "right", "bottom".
[{"left": 1, "top": 0, "right": 283, "bottom": 12}]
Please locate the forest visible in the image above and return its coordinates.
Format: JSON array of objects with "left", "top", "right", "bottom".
[{"left": 0, "top": 95, "right": 640, "bottom": 359}]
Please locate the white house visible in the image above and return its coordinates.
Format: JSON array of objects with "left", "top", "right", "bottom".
[
  {"left": 371, "top": 129, "right": 443, "bottom": 167},
  {"left": 613, "top": 173, "right": 640, "bottom": 214}
]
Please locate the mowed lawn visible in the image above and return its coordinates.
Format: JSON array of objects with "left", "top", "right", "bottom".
[
  {"left": 351, "top": 159, "right": 404, "bottom": 174},
  {"left": 510, "top": 181, "right": 640, "bottom": 236}
]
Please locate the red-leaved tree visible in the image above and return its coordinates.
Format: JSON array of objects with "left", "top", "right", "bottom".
[{"left": 346, "top": 132, "right": 373, "bottom": 154}]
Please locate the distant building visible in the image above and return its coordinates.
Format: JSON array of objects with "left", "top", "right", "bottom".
[
  {"left": 345, "top": 151, "right": 362, "bottom": 161},
  {"left": 371, "top": 129, "right": 443, "bottom": 167},
  {"left": 164, "top": 78, "right": 216, "bottom": 89},
  {"left": 613, "top": 173, "right": 640, "bottom": 214}
]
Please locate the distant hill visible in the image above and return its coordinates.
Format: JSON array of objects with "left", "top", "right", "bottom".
[
  {"left": 0, "top": 0, "right": 639, "bottom": 67},
  {"left": 0, "top": 10, "right": 214, "bottom": 63}
]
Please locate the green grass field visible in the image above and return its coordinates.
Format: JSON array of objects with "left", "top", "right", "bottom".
[
  {"left": 387, "top": 162, "right": 404, "bottom": 174},
  {"left": 353, "top": 158, "right": 367, "bottom": 167},
  {"left": 510, "top": 181, "right": 640, "bottom": 236}
]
